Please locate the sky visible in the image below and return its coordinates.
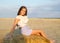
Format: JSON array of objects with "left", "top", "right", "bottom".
[{"left": 0, "top": 0, "right": 60, "bottom": 18}]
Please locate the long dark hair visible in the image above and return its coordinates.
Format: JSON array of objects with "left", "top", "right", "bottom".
[{"left": 17, "top": 6, "right": 27, "bottom": 16}]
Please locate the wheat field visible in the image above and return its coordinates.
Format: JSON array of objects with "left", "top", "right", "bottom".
[{"left": 0, "top": 18, "right": 60, "bottom": 43}]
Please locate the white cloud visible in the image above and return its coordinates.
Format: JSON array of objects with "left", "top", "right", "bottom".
[
  {"left": 0, "top": 0, "right": 60, "bottom": 18},
  {"left": 0, "top": 7, "right": 18, "bottom": 18},
  {"left": 28, "top": 2, "right": 60, "bottom": 18}
]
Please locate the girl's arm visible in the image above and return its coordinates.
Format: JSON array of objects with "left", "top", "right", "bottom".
[{"left": 10, "top": 18, "right": 20, "bottom": 33}]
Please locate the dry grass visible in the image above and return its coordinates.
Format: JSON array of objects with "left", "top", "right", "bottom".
[{"left": 0, "top": 18, "right": 60, "bottom": 43}]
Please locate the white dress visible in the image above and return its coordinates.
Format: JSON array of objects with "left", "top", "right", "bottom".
[{"left": 16, "top": 15, "right": 32, "bottom": 36}]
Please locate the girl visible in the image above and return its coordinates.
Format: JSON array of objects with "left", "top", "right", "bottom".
[{"left": 10, "top": 6, "right": 54, "bottom": 43}]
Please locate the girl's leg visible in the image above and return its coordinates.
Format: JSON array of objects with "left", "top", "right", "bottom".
[
  {"left": 31, "top": 30, "right": 40, "bottom": 35},
  {"left": 31, "top": 29, "right": 47, "bottom": 38},
  {"left": 31, "top": 29, "right": 54, "bottom": 43}
]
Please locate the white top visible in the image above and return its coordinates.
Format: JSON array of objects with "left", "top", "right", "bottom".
[
  {"left": 16, "top": 15, "right": 32, "bottom": 36},
  {"left": 16, "top": 15, "right": 29, "bottom": 27}
]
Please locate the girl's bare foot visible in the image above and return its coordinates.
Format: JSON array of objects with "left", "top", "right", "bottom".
[{"left": 50, "top": 40, "right": 55, "bottom": 43}]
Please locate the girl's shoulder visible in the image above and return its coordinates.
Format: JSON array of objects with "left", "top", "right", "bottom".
[
  {"left": 16, "top": 15, "right": 28, "bottom": 19},
  {"left": 16, "top": 15, "right": 22, "bottom": 19}
]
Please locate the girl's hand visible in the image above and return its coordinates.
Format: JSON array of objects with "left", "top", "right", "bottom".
[{"left": 9, "top": 32, "right": 13, "bottom": 37}]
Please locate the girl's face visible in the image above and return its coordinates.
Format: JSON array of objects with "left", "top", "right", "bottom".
[{"left": 20, "top": 8, "right": 26, "bottom": 16}]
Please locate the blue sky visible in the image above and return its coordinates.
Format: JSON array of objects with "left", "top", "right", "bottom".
[{"left": 0, "top": 0, "right": 60, "bottom": 18}]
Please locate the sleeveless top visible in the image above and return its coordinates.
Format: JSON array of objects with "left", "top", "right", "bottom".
[
  {"left": 16, "top": 15, "right": 29, "bottom": 27},
  {"left": 16, "top": 15, "right": 32, "bottom": 36}
]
